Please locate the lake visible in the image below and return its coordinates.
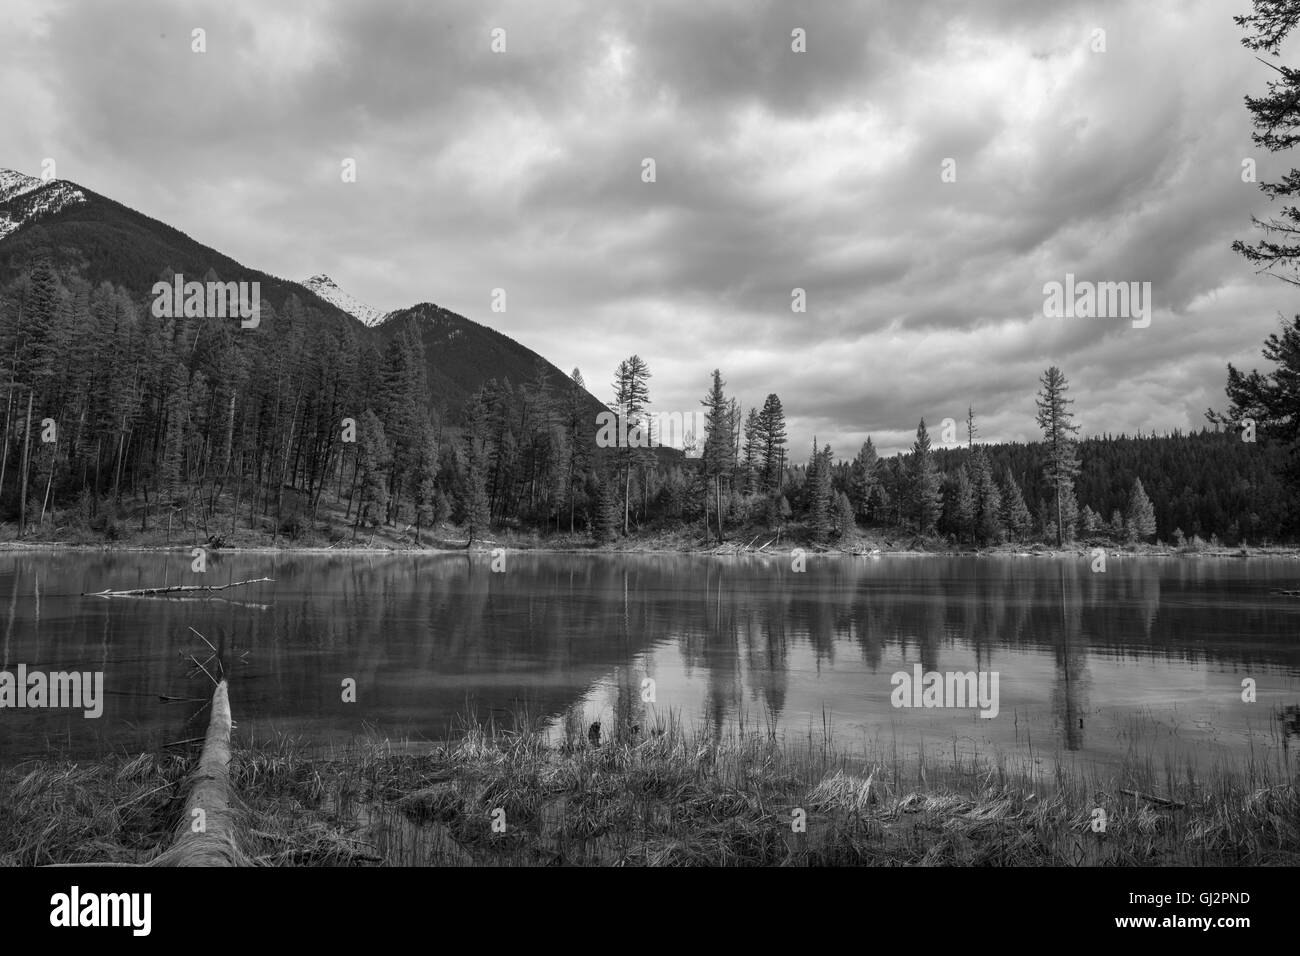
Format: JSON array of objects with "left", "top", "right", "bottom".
[{"left": 1, "top": 550, "right": 1298, "bottom": 771}]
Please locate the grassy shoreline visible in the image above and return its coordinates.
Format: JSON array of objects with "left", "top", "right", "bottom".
[{"left": 2, "top": 716, "right": 1296, "bottom": 867}]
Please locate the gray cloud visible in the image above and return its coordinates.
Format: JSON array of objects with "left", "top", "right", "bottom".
[{"left": 0, "top": 0, "right": 1293, "bottom": 458}]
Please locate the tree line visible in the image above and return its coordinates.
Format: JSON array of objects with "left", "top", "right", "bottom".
[{"left": 0, "top": 261, "right": 1291, "bottom": 548}]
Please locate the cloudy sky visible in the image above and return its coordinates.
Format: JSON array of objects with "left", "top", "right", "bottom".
[{"left": 2, "top": 0, "right": 1295, "bottom": 456}]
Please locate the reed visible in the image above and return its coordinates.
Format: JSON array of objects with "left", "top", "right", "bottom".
[{"left": 2, "top": 714, "right": 1296, "bottom": 866}]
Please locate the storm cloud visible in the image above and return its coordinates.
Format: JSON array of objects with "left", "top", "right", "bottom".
[{"left": 1, "top": 0, "right": 1292, "bottom": 455}]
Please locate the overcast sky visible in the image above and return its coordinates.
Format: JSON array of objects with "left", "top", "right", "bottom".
[{"left": 2, "top": 0, "right": 1295, "bottom": 457}]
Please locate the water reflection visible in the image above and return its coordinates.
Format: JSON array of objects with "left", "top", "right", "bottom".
[{"left": 0, "top": 552, "right": 1296, "bottom": 764}]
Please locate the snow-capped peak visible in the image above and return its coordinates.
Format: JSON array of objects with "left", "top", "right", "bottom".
[
  {"left": 300, "top": 274, "right": 388, "bottom": 326},
  {"left": 0, "top": 169, "right": 44, "bottom": 204},
  {"left": 0, "top": 168, "right": 88, "bottom": 241}
]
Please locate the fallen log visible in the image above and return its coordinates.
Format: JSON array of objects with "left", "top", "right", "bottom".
[
  {"left": 83, "top": 577, "right": 273, "bottom": 598},
  {"left": 43, "top": 678, "right": 247, "bottom": 868},
  {"left": 151, "top": 679, "right": 247, "bottom": 866}
]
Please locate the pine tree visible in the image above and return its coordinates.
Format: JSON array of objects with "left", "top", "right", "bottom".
[
  {"left": 1059, "top": 483, "right": 1079, "bottom": 542},
  {"left": 808, "top": 441, "right": 835, "bottom": 542},
  {"left": 970, "top": 447, "right": 1003, "bottom": 544},
  {"left": 564, "top": 368, "right": 592, "bottom": 533},
  {"left": 611, "top": 355, "right": 651, "bottom": 534},
  {"left": 1126, "top": 476, "right": 1157, "bottom": 541},
  {"left": 19, "top": 258, "right": 59, "bottom": 391},
  {"left": 1035, "top": 367, "right": 1081, "bottom": 547},
  {"left": 380, "top": 323, "right": 429, "bottom": 525},
  {"left": 999, "top": 466, "right": 1033, "bottom": 542},
  {"left": 833, "top": 490, "right": 856, "bottom": 539},
  {"left": 882, "top": 458, "right": 907, "bottom": 527},
  {"left": 850, "top": 438, "right": 880, "bottom": 520},
  {"left": 433, "top": 488, "right": 452, "bottom": 526},
  {"left": 726, "top": 396, "right": 742, "bottom": 489},
  {"left": 951, "top": 466, "right": 976, "bottom": 543},
  {"left": 593, "top": 472, "right": 619, "bottom": 543},
  {"left": 415, "top": 474, "right": 437, "bottom": 543},
  {"left": 354, "top": 409, "right": 392, "bottom": 539},
  {"left": 775, "top": 493, "right": 792, "bottom": 526},
  {"left": 1080, "top": 504, "right": 1100, "bottom": 536},
  {"left": 411, "top": 420, "right": 438, "bottom": 543},
  {"left": 869, "top": 480, "right": 891, "bottom": 526},
  {"left": 910, "top": 419, "right": 943, "bottom": 534},
  {"left": 1209, "top": 313, "right": 1300, "bottom": 507},
  {"left": 14, "top": 260, "right": 61, "bottom": 535},
  {"left": 1232, "top": 2, "right": 1300, "bottom": 280},
  {"left": 741, "top": 406, "right": 761, "bottom": 495},
  {"left": 754, "top": 393, "right": 788, "bottom": 497},
  {"left": 700, "top": 369, "right": 730, "bottom": 542},
  {"left": 460, "top": 392, "right": 491, "bottom": 546}
]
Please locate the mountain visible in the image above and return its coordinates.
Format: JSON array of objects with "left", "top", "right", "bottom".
[
  {"left": 300, "top": 274, "right": 388, "bottom": 326},
  {"left": 0, "top": 167, "right": 616, "bottom": 430},
  {"left": 0, "top": 169, "right": 358, "bottom": 329},
  {"left": 374, "top": 302, "right": 609, "bottom": 422},
  {"left": 375, "top": 306, "right": 687, "bottom": 466},
  {"left": 0, "top": 171, "right": 87, "bottom": 241}
]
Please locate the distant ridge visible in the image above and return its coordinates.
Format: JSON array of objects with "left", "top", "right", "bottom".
[
  {"left": 0, "top": 167, "right": 358, "bottom": 329},
  {"left": 374, "top": 301, "right": 611, "bottom": 422},
  {"left": 0, "top": 167, "right": 612, "bottom": 424}
]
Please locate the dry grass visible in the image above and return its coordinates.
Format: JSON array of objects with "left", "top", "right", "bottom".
[{"left": 4, "top": 710, "right": 1296, "bottom": 867}]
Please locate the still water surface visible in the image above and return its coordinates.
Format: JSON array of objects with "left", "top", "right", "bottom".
[{"left": 1, "top": 551, "right": 1297, "bottom": 768}]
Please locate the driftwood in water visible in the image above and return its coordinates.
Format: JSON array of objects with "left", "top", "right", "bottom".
[
  {"left": 83, "top": 577, "right": 273, "bottom": 598},
  {"left": 711, "top": 535, "right": 780, "bottom": 555},
  {"left": 151, "top": 679, "right": 247, "bottom": 866}
]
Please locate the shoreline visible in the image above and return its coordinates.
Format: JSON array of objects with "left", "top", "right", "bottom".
[{"left": 0, "top": 539, "right": 1294, "bottom": 559}]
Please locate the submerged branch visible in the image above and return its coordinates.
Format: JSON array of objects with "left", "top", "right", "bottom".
[{"left": 83, "top": 577, "right": 273, "bottom": 598}]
